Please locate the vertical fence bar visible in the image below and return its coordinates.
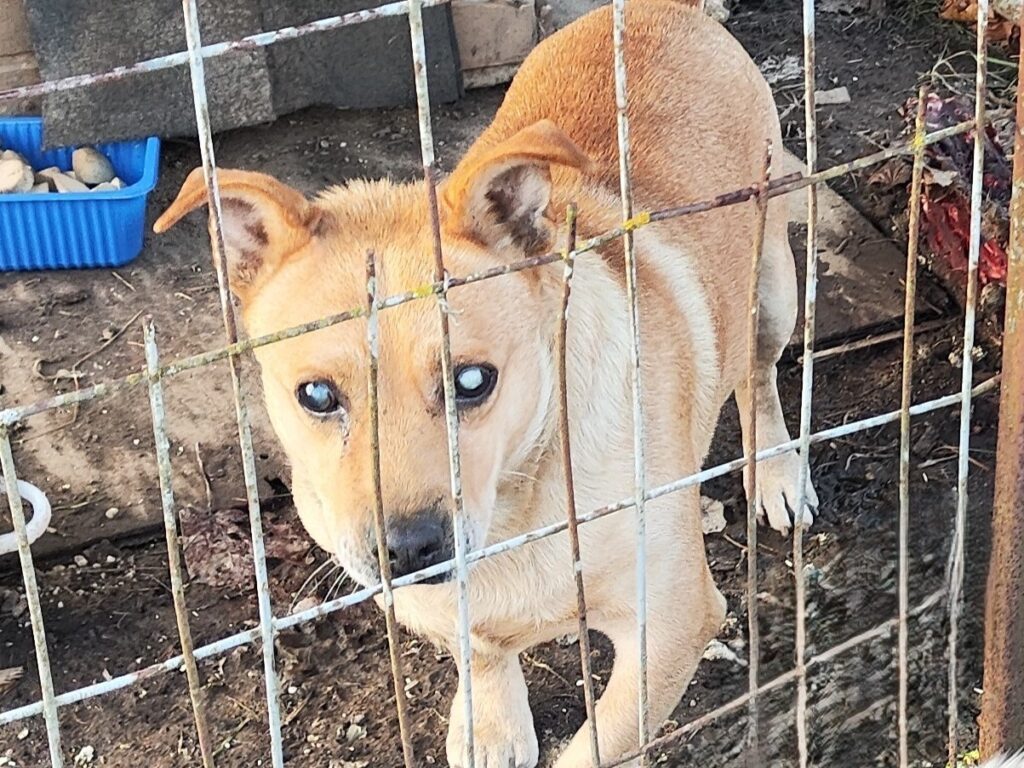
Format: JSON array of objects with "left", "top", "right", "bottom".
[
  {"left": 896, "top": 85, "right": 929, "bottom": 768},
  {"left": 406, "top": 0, "right": 476, "bottom": 763},
  {"left": 794, "top": 0, "right": 820, "bottom": 764},
  {"left": 610, "top": 0, "right": 651, "bottom": 755},
  {"left": 979, "top": 3, "right": 1024, "bottom": 755},
  {"left": 948, "top": 2, "right": 988, "bottom": 763},
  {"left": 556, "top": 203, "right": 602, "bottom": 766},
  {"left": 179, "top": 2, "right": 285, "bottom": 764},
  {"left": 365, "top": 252, "right": 417, "bottom": 768},
  {"left": 143, "top": 317, "right": 216, "bottom": 768},
  {"left": 744, "top": 141, "right": 773, "bottom": 761},
  {"left": 0, "top": 431, "right": 64, "bottom": 768}
]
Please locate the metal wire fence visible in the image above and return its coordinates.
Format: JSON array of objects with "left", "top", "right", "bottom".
[{"left": 0, "top": 0, "right": 1017, "bottom": 765}]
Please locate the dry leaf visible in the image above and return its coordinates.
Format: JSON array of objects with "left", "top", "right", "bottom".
[
  {"left": 0, "top": 666, "right": 24, "bottom": 697},
  {"left": 867, "top": 159, "right": 912, "bottom": 187},
  {"left": 940, "top": 0, "right": 1016, "bottom": 38}
]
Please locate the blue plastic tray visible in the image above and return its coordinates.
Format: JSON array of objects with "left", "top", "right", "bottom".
[{"left": 0, "top": 118, "right": 161, "bottom": 271}]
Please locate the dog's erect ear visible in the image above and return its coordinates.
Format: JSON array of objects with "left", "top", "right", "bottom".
[
  {"left": 442, "top": 120, "right": 591, "bottom": 255},
  {"left": 153, "top": 168, "right": 323, "bottom": 301}
]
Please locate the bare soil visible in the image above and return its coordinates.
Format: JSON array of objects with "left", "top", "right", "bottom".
[{"left": 0, "top": 1, "right": 1004, "bottom": 766}]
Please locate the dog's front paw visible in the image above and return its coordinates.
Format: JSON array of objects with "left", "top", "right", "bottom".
[
  {"left": 446, "top": 688, "right": 539, "bottom": 768},
  {"left": 748, "top": 452, "right": 817, "bottom": 535}
]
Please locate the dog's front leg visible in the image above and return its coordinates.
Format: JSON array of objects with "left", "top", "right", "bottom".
[
  {"left": 553, "top": 579, "right": 726, "bottom": 767},
  {"left": 447, "top": 650, "right": 539, "bottom": 768}
]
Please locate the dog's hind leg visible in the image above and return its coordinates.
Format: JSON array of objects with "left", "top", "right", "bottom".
[
  {"left": 446, "top": 649, "right": 539, "bottom": 768},
  {"left": 734, "top": 225, "right": 818, "bottom": 534}
]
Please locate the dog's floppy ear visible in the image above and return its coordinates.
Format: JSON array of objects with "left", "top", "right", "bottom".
[
  {"left": 153, "top": 168, "right": 322, "bottom": 301},
  {"left": 442, "top": 120, "right": 591, "bottom": 255}
]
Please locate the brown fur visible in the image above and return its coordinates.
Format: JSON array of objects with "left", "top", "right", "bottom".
[{"left": 155, "top": 1, "right": 817, "bottom": 765}]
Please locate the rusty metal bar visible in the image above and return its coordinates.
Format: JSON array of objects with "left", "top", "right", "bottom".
[
  {"left": 0, "top": 429, "right": 64, "bottom": 767},
  {"left": 179, "top": 0, "right": 285, "bottom": 764},
  {"left": 406, "top": 0, "right": 477, "bottom": 763},
  {"left": 896, "top": 85, "right": 929, "bottom": 768},
  {"left": 793, "top": 0, "right": 820, "bottom": 763},
  {"left": 556, "top": 203, "right": 602, "bottom": 766},
  {"left": 744, "top": 141, "right": 773, "bottom": 760},
  {"left": 979, "top": 3, "right": 1024, "bottom": 754},
  {"left": 364, "top": 252, "right": 417, "bottom": 768},
  {"left": 142, "top": 317, "right": 216, "bottom": 768},
  {"left": 0, "top": 119, "right": 980, "bottom": 431},
  {"left": 609, "top": 0, "right": 652, "bottom": 752},
  {"left": 948, "top": 2, "right": 989, "bottom": 763}
]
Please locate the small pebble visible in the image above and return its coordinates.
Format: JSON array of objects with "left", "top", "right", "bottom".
[
  {"left": 104, "top": 507, "right": 120, "bottom": 520},
  {"left": 0, "top": 158, "right": 34, "bottom": 193},
  {"left": 72, "top": 147, "right": 115, "bottom": 185},
  {"left": 35, "top": 166, "right": 63, "bottom": 190},
  {"left": 73, "top": 555, "right": 88, "bottom": 568},
  {"left": 52, "top": 173, "right": 89, "bottom": 193},
  {"left": 73, "top": 745, "right": 95, "bottom": 766}
]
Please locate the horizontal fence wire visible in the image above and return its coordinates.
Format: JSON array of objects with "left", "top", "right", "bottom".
[
  {"left": 0, "top": 0, "right": 1005, "bottom": 764},
  {"left": 0, "top": 375, "right": 1000, "bottom": 728},
  {"left": 0, "top": 0, "right": 502, "bottom": 105},
  {"left": 0, "top": 120, "right": 979, "bottom": 431}
]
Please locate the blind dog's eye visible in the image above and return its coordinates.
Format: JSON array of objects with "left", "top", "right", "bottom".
[
  {"left": 453, "top": 364, "right": 498, "bottom": 406},
  {"left": 297, "top": 380, "right": 342, "bottom": 415}
]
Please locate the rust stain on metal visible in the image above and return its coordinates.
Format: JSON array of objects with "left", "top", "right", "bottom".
[{"left": 979, "top": 2, "right": 1024, "bottom": 754}]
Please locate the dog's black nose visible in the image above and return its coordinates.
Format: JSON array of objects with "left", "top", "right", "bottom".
[{"left": 386, "top": 511, "right": 453, "bottom": 580}]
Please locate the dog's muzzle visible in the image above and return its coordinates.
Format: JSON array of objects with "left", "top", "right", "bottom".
[{"left": 373, "top": 506, "right": 454, "bottom": 584}]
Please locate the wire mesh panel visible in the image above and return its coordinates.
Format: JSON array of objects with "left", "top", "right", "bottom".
[{"left": 0, "top": 0, "right": 1017, "bottom": 765}]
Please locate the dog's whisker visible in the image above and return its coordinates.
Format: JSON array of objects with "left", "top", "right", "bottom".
[
  {"left": 325, "top": 569, "right": 350, "bottom": 603},
  {"left": 289, "top": 557, "right": 336, "bottom": 612},
  {"left": 501, "top": 469, "right": 538, "bottom": 483},
  {"left": 312, "top": 560, "right": 347, "bottom": 597}
]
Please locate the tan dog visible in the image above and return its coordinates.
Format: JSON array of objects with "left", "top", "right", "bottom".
[{"left": 155, "top": 0, "right": 817, "bottom": 764}]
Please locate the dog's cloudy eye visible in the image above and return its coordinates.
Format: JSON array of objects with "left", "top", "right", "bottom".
[
  {"left": 297, "top": 380, "right": 342, "bottom": 415},
  {"left": 453, "top": 364, "right": 498, "bottom": 406}
]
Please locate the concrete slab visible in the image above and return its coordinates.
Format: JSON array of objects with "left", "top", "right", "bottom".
[
  {"left": 24, "top": 0, "right": 275, "bottom": 148},
  {"left": 780, "top": 150, "right": 912, "bottom": 347},
  {"left": 262, "top": 0, "right": 462, "bottom": 115},
  {"left": 22, "top": 0, "right": 462, "bottom": 147}
]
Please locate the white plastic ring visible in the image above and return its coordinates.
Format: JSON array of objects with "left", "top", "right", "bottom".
[{"left": 0, "top": 476, "right": 52, "bottom": 556}]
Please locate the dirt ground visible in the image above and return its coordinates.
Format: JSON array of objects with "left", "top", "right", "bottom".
[{"left": 0, "top": 0, "right": 1006, "bottom": 766}]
